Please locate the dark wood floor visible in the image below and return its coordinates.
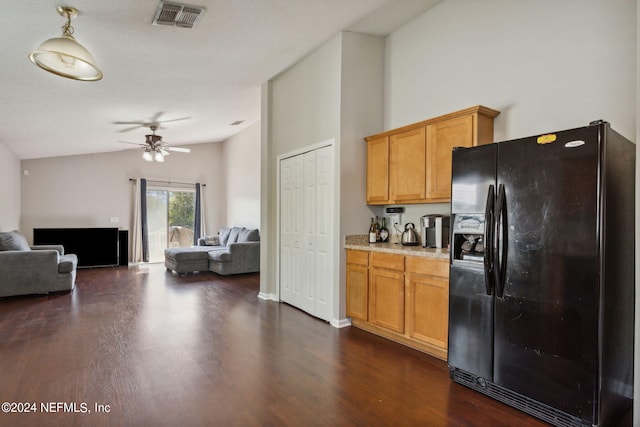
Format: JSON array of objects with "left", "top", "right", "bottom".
[{"left": 0, "top": 265, "right": 552, "bottom": 427}]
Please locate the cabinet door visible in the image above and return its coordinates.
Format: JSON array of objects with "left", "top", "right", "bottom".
[
  {"left": 426, "top": 115, "right": 473, "bottom": 201},
  {"left": 390, "top": 127, "right": 426, "bottom": 202},
  {"left": 366, "top": 136, "right": 390, "bottom": 204},
  {"left": 346, "top": 250, "right": 369, "bottom": 321},
  {"left": 346, "top": 263, "right": 369, "bottom": 321},
  {"left": 406, "top": 257, "right": 449, "bottom": 349},
  {"left": 369, "top": 267, "right": 405, "bottom": 333}
]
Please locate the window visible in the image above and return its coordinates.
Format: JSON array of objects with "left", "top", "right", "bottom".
[{"left": 146, "top": 187, "right": 196, "bottom": 262}]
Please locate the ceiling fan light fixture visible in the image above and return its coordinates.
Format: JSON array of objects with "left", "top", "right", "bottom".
[
  {"left": 29, "top": 6, "right": 103, "bottom": 81},
  {"left": 142, "top": 149, "right": 154, "bottom": 162},
  {"left": 154, "top": 151, "right": 165, "bottom": 162}
]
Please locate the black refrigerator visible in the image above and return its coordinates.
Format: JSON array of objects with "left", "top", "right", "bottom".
[{"left": 448, "top": 121, "right": 635, "bottom": 427}]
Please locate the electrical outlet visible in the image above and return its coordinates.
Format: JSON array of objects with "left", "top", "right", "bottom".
[{"left": 109, "top": 217, "right": 119, "bottom": 223}]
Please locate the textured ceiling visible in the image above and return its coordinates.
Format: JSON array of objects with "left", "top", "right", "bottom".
[{"left": 2, "top": 0, "right": 441, "bottom": 160}]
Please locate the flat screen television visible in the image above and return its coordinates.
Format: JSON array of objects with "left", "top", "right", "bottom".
[{"left": 33, "top": 227, "right": 119, "bottom": 268}]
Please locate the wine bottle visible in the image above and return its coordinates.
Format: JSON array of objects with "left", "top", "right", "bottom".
[
  {"left": 374, "top": 216, "right": 381, "bottom": 242},
  {"left": 380, "top": 217, "right": 389, "bottom": 243},
  {"left": 369, "top": 218, "right": 376, "bottom": 243}
]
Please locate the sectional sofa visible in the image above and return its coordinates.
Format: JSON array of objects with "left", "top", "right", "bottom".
[{"left": 164, "top": 227, "right": 260, "bottom": 275}]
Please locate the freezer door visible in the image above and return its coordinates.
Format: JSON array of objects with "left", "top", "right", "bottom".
[
  {"left": 451, "top": 144, "right": 497, "bottom": 214},
  {"left": 493, "top": 126, "right": 600, "bottom": 421},
  {"left": 448, "top": 144, "right": 496, "bottom": 379}
]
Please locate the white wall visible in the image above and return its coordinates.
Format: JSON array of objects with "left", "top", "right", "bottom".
[
  {"left": 385, "top": 0, "right": 637, "bottom": 142},
  {"left": 221, "top": 122, "right": 261, "bottom": 229},
  {"left": 338, "top": 32, "right": 386, "bottom": 318},
  {"left": 0, "top": 142, "right": 21, "bottom": 231},
  {"left": 385, "top": 0, "right": 637, "bottom": 421},
  {"left": 635, "top": 1, "right": 639, "bottom": 425},
  {"left": 20, "top": 142, "right": 226, "bottom": 256},
  {"left": 262, "top": 32, "right": 385, "bottom": 323},
  {"left": 263, "top": 34, "right": 343, "bottom": 301}
]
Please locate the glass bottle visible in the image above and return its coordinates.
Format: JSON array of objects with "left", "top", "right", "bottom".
[
  {"left": 380, "top": 217, "right": 389, "bottom": 243},
  {"left": 369, "top": 217, "right": 376, "bottom": 243}
]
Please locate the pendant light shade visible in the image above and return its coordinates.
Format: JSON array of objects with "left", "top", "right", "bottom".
[
  {"left": 142, "top": 149, "right": 154, "bottom": 162},
  {"left": 29, "top": 6, "right": 103, "bottom": 81}
]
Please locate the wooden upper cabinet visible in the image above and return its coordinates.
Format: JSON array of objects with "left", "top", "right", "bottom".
[
  {"left": 364, "top": 105, "right": 499, "bottom": 204},
  {"left": 390, "top": 127, "right": 426, "bottom": 202},
  {"left": 426, "top": 115, "right": 473, "bottom": 201},
  {"left": 366, "top": 136, "right": 390, "bottom": 204}
]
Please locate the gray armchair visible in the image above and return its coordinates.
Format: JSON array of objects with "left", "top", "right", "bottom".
[{"left": 0, "top": 231, "right": 77, "bottom": 297}]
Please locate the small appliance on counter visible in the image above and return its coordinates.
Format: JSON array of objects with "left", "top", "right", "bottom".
[
  {"left": 401, "top": 223, "right": 420, "bottom": 246},
  {"left": 420, "top": 215, "right": 450, "bottom": 248}
]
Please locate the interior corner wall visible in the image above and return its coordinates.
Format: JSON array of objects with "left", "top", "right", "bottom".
[
  {"left": 385, "top": 0, "right": 637, "bottom": 143},
  {"left": 338, "top": 32, "right": 385, "bottom": 319},
  {"left": 0, "top": 142, "right": 21, "bottom": 231},
  {"left": 263, "top": 34, "right": 343, "bottom": 297},
  {"left": 635, "top": 0, "right": 639, "bottom": 424},
  {"left": 221, "top": 121, "right": 261, "bottom": 229},
  {"left": 20, "top": 142, "right": 225, "bottom": 254}
]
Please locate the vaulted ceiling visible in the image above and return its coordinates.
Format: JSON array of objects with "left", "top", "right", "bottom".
[{"left": 2, "top": 0, "right": 441, "bottom": 160}]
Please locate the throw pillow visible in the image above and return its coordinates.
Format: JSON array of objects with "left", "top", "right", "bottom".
[
  {"left": 203, "top": 235, "right": 219, "bottom": 246},
  {"left": 218, "top": 227, "right": 231, "bottom": 247},
  {"left": 227, "top": 227, "right": 241, "bottom": 246},
  {"left": 0, "top": 230, "right": 31, "bottom": 251},
  {"left": 238, "top": 228, "right": 260, "bottom": 242}
]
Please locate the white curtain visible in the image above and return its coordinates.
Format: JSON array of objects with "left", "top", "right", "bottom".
[{"left": 131, "top": 178, "right": 144, "bottom": 263}]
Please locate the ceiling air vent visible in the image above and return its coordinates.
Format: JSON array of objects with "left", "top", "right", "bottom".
[{"left": 152, "top": 1, "right": 206, "bottom": 29}]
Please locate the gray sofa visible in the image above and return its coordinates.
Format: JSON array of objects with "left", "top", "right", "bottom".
[
  {"left": 164, "top": 227, "right": 260, "bottom": 275},
  {"left": 0, "top": 230, "right": 78, "bottom": 297}
]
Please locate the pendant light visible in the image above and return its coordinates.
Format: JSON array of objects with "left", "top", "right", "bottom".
[
  {"left": 29, "top": 6, "right": 103, "bottom": 81},
  {"left": 142, "top": 149, "right": 154, "bottom": 162}
]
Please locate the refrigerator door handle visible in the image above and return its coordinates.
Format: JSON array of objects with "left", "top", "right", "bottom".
[
  {"left": 494, "top": 184, "right": 508, "bottom": 298},
  {"left": 483, "top": 185, "right": 495, "bottom": 295}
]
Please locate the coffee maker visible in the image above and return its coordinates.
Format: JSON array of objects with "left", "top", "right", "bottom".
[{"left": 420, "top": 215, "right": 450, "bottom": 248}]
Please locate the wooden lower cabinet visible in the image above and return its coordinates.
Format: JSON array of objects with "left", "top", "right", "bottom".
[
  {"left": 346, "top": 249, "right": 450, "bottom": 360},
  {"left": 369, "top": 253, "right": 405, "bottom": 333},
  {"left": 405, "top": 256, "right": 449, "bottom": 352},
  {"left": 346, "top": 250, "right": 369, "bottom": 321}
]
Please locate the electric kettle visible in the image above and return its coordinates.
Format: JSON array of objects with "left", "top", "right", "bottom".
[{"left": 401, "top": 223, "right": 420, "bottom": 246}]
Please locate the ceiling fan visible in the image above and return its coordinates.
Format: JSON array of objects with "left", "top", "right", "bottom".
[
  {"left": 113, "top": 112, "right": 191, "bottom": 133},
  {"left": 118, "top": 124, "right": 190, "bottom": 162}
]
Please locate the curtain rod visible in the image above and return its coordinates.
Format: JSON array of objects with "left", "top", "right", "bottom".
[{"left": 129, "top": 178, "right": 206, "bottom": 187}]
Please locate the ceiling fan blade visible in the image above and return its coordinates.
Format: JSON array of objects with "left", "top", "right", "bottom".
[
  {"left": 113, "top": 120, "right": 147, "bottom": 125},
  {"left": 118, "top": 141, "right": 147, "bottom": 147},
  {"left": 165, "top": 146, "right": 191, "bottom": 153},
  {"left": 116, "top": 124, "right": 146, "bottom": 133},
  {"left": 149, "top": 112, "right": 164, "bottom": 122},
  {"left": 158, "top": 116, "right": 191, "bottom": 124},
  {"left": 160, "top": 148, "right": 170, "bottom": 156}
]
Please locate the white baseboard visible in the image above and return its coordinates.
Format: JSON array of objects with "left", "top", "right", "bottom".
[
  {"left": 331, "top": 318, "right": 352, "bottom": 328},
  {"left": 258, "top": 292, "right": 278, "bottom": 301}
]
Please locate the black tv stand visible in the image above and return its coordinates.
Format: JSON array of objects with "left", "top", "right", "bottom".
[{"left": 33, "top": 227, "right": 120, "bottom": 268}]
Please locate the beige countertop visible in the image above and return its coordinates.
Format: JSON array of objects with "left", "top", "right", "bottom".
[{"left": 344, "top": 235, "right": 449, "bottom": 260}]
